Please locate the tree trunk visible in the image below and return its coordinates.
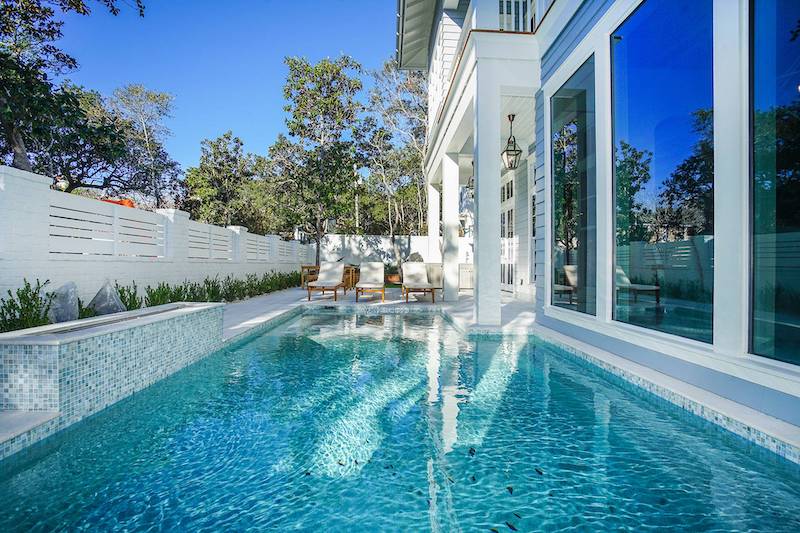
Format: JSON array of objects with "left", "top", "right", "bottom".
[
  {"left": 4, "top": 121, "right": 32, "bottom": 172},
  {"left": 315, "top": 207, "right": 325, "bottom": 265}
]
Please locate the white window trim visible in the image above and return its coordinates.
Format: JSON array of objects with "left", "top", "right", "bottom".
[{"left": 539, "top": 0, "right": 799, "bottom": 394}]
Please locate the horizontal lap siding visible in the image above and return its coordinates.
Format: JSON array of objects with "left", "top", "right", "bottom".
[
  {"left": 540, "top": 0, "right": 614, "bottom": 86},
  {"left": 514, "top": 164, "right": 530, "bottom": 287},
  {"left": 535, "top": 90, "right": 546, "bottom": 311}
]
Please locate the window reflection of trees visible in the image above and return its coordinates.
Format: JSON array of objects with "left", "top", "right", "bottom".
[
  {"left": 553, "top": 119, "right": 579, "bottom": 268},
  {"left": 616, "top": 110, "right": 714, "bottom": 247}
]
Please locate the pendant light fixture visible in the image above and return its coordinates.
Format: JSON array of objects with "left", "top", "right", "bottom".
[{"left": 501, "top": 114, "right": 522, "bottom": 170}]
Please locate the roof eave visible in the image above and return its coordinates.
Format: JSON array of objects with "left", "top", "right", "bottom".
[{"left": 396, "top": 0, "right": 436, "bottom": 71}]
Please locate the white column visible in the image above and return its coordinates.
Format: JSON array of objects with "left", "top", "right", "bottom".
[
  {"left": 473, "top": 62, "right": 502, "bottom": 325},
  {"left": 442, "top": 153, "right": 460, "bottom": 302},
  {"left": 712, "top": 0, "right": 749, "bottom": 355},
  {"left": 427, "top": 180, "right": 441, "bottom": 263},
  {"left": 594, "top": 35, "right": 614, "bottom": 322}
]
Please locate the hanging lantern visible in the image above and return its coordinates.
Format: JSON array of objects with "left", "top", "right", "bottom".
[{"left": 501, "top": 114, "right": 522, "bottom": 170}]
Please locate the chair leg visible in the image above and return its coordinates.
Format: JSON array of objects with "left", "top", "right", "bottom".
[
  {"left": 334, "top": 288, "right": 338, "bottom": 302},
  {"left": 431, "top": 289, "right": 435, "bottom": 304},
  {"left": 356, "top": 288, "right": 359, "bottom": 302},
  {"left": 307, "top": 288, "right": 311, "bottom": 301},
  {"left": 405, "top": 288, "right": 409, "bottom": 303}
]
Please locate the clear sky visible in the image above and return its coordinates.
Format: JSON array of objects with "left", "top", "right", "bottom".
[{"left": 56, "top": 0, "right": 397, "bottom": 171}]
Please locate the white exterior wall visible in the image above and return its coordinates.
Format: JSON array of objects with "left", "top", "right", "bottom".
[
  {"left": 428, "top": 2, "right": 468, "bottom": 134},
  {"left": 319, "top": 234, "right": 472, "bottom": 265},
  {"left": 512, "top": 161, "right": 532, "bottom": 299},
  {"left": 0, "top": 167, "right": 312, "bottom": 301}
]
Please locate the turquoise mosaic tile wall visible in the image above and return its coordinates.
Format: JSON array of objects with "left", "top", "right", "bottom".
[{"left": 0, "top": 305, "right": 224, "bottom": 461}]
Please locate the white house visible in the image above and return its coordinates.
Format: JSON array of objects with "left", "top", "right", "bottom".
[{"left": 396, "top": 0, "right": 800, "bottom": 426}]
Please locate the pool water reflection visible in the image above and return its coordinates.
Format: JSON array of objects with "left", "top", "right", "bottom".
[{"left": 0, "top": 312, "right": 798, "bottom": 531}]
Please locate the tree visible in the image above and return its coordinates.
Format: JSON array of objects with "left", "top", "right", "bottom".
[
  {"left": 369, "top": 59, "right": 428, "bottom": 235},
  {"left": 28, "top": 85, "right": 129, "bottom": 192},
  {"left": 552, "top": 120, "right": 579, "bottom": 265},
  {"left": 753, "top": 100, "right": 800, "bottom": 233},
  {"left": 184, "top": 131, "right": 259, "bottom": 228},
  {"left": 275, "top": 55, "right": 364, "bottom": 264},
  {"left": 109, "top": 84, "right": 180, "bottom": 207},
  {"left": 615, "top": 140, "right": 653, "bottom": 245},
  {"left": 659, "top": 109, "right": 714, "bottom": 237},
  {"left": 361, "top": 119, "right": 406, "bottom": 266},
  {"left": 0, "top": 0, "right": 145, "bottom": 170},
  {"left": 26, "top": 84, "right": 180, "bottom": 205}
]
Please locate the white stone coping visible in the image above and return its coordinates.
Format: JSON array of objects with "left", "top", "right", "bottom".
[
  {"left": 0, "top": 302, "right": 224, "bottom": 346},
  {"left": 0, "top": 411, "right": 58, "bottom": 444}
]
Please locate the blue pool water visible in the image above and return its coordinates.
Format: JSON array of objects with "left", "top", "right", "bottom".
[{"left": 1, "top": 311, "right": 799, "bottom": 531}]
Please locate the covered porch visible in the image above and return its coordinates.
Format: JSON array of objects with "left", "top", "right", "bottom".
[{"left": 425, "top": 30, "right": 540, "bottom": 326}]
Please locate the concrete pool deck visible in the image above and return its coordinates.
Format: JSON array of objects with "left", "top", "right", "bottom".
[{"left": 222, "top": 286, "right": 537, "bottom": 341}]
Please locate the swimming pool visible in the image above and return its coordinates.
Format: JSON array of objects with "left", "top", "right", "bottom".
[{"left": 1, "top": 311, "right": 798, "bottom": 531}]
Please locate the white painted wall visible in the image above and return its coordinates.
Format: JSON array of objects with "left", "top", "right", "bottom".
[
  {"left": 319, "top": 234, "right": 473, "bottom": 265},
  {"left": 0, "top": 166, "right": 313, "bottom": 300}
]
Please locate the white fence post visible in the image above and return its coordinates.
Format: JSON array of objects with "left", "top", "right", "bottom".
[
  {"left": 227, "top": 226, "right": 248, "bottom": 263},
  {"left": 156, "top": 209, "right": 190, "bottom": 262}
]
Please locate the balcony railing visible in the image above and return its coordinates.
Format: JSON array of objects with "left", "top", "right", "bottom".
[
  {"left": 499, "top": 0, "right": 534, "bottom": 33},
  {"left": 450, "top": 0, "right": 534, "bottom": 85}
]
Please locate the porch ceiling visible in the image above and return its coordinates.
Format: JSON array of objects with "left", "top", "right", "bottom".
[
  {"left": 396, "top": 0, "right": 436, "bottom": 70},
  {"left": 453, "top": 95, "right": 536, "bottom": 159}
]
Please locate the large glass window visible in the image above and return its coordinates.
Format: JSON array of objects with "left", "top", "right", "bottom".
[
  {"left": 551, "top": 56, "right": 596, "bottom": 315},
  {"left": 752, "top": 0, "right": 800, "bottom": 364},
  {"left": 611, "top": 0, "right": 714, "bottom": 342}
]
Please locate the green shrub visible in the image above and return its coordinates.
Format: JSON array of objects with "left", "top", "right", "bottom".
[
  {"left": 0, "top": 279, "right": 53, "bottom": 333},
  {"left": 221, "top": 276, "right": 247, "bottom": 301},
  {"left": 204, "top": 277, "right": 223, "bottom": 302},
  {"left": 115, "top": 281, "right": 143, "bottom": 311},
  {"left": 77, "top": 298, "right": 97, "bottom": 319},
  {"left": 169, "top": 282, "right": 188, "bottom": 303},
  {"left": 144, "top": 282, "right": 172, "bottom": 307},
  {"left": 184, "top": 281, "right": 207, "bottom": 302}
]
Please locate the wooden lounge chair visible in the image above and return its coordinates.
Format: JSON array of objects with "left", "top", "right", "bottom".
[
  {"left": 307, "top": 262, "right": 345, "bottom": 301},
  {"left": 355, "top": 262, "right": 385, "bottom": 302},
  {"left": 616, "top": 266, "right": 660, "bottom": 304},
  {"left": 402, "top": 262, "right": 435, "bottom": 303},
  {"left": 553, "top": 265, "right": 577, "bottom": 304}
]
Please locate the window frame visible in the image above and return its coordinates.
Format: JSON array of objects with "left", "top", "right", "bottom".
[{"left": 538, "top": 0, "right": 800, "bottom": 390}]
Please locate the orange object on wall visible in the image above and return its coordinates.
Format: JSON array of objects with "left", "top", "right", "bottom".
[{"left": 101, "top": 198, "right": 136, "bottom": 208}]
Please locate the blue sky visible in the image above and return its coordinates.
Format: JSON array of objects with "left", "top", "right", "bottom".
[{"left": 57, "top": 0, "right": 396, "bottom": 171}]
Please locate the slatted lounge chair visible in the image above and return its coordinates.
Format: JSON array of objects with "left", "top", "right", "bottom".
[
  {"left": 553, "top": 265, "right": 577, "bottom": 304},
  {"left": 356, "top": 262, "right": 385, "bottom": 302},
  {"left": 307, "top": 262, "right": 345, "bottom": 301},
  {"left": 616, "top": 266, "right": 660, "bottom": 304},
  {"left": 402, "top": 262, "right": 435, "bottom": 303}
]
